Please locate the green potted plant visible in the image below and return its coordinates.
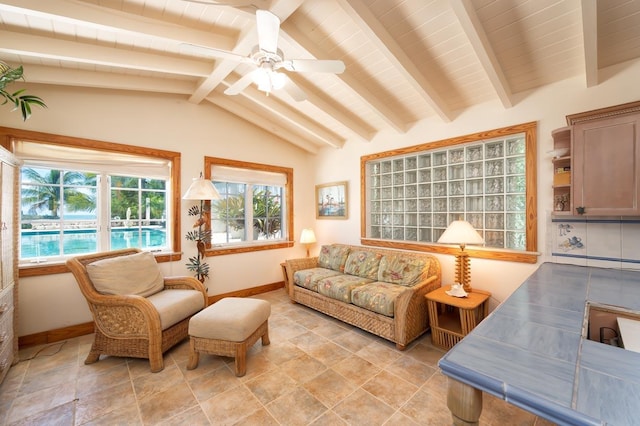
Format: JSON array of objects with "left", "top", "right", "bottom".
[{"left": 0, "top": 61, "right": 46, "bottom": 120}]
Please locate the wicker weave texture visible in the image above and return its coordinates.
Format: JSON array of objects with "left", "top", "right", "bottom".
[
  {"left": 66, "top": 248, "right": 207, "bottom": 373},
  {"left": 284, "top": 245, "right": 441, "bottom": 350},
  {"left": 187, "top": 320, "right": 269, "bottom": 377}
]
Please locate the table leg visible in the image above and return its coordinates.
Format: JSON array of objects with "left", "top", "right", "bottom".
[{"left": 447, "top": 378, "right": 483, "bottom": 425}]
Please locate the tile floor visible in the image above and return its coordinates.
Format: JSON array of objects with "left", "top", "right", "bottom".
[{"left": 0, "top": 289, "right": 556, "bottom": 425}]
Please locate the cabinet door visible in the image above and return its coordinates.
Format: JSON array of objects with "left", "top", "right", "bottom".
[
  {"left": 572, "top": 113, "right": 640, "bottom": 215},
  {"left": 1, "top": 162, "right": 14, "bottom": 290}
]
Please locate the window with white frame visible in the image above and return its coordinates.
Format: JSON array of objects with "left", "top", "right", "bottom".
[
  {"left": 205, "top": 157, "right": 293, "bottom": 255},
  {"left": 15, "top": 139, "right": 177, "bottom": 265}
]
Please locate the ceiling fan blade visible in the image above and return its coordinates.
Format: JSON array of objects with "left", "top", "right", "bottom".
[
  {"left": 282, "top": 75, "right": 307, "bottom": 102},
  {"left": 180, "top": 43, "right": 252, "bottom": 64},
  {"left": 278, "top": 59, "right": 345, "bottom": 74},
  {"left": 224, "top": 70, "right": 258, "bottom": 95},
  {"left": 256, "top": 9, "right": 280, "bottom": 54}
]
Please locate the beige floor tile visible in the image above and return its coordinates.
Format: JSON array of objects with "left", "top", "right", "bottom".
[
  {"left": 331, "top": 354, "right": 381, "bottom": 386},
  {"left": 137, "top": 381, "right": 199, "bottom": 424},
  {"left": 361, "top": 370, "right": 419, "bottom": 409},
  {"left": 332, "top": 388, "right": 396, "bottom": 425},
  {"left": 6, "top": 380, "right": 76, "bottom": 424},
  {"left": 303, "top": 369, "right": 358, "bottom": 408},
  {"left": 200, "top": 385, "right": 263, "bottom": 425},
  {"left": 245, "top": 368, "right": 298, "bottom": 405},
  {"left": 1, "top": 289, "right": 556, "bottom": 425},
  {"left": 266, "top": 387, "right": 328, "bottom": 426}
]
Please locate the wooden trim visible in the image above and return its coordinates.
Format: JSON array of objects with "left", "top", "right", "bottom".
[
  {"left": 360, "top": 122, "right": 538, "bottom": 261},
  {"left": 19, "top": 252, "right": 183, "bottom": 277},
  {"left": 566, "top": 100, "right": 640, "bottom": 125},
  {"left": 360, "top": 239, "right": 539, "bottom": 264},
  {"left": 19, "top": 321, "right": 95, "bottom": 348},
  {"left": 203, "top": 156, "right": 294, "bottom": 256},
  {"left": 18, "top": 281, "right": 285, "bottom": 348},
  {"left": 0, "top": 126, "right": 183, "bottom": 260}
]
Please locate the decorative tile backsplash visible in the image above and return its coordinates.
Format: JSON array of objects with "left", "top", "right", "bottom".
[{"left": 548, "top": 216, "right": 640, "bottom": 270}]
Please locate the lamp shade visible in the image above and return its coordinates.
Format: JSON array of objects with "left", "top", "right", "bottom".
[
  {"left": 438, "top": 220, "right": 484, "bottom": 245},
  {"left": 182, "top": 175, "right": 221, "bottom": 200},
  {"left": 300, "top": 228, "right": 317, "bottom": 244}
]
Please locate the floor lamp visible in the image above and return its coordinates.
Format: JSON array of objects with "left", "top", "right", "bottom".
[
  {"left": 438, "top": 220, "right": 485, "bottom": 293},
  {"left": 182, "top": 173, "right": 220, "bottom": 283}
]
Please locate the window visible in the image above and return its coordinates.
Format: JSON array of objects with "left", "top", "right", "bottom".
[
  {"left": 205, "top": 157, "right": 293, "bottom": 255},
  {"left": 0, "top": 129, "right": 182, "bottom": 275},
  {"left": 361, "top": 122, "right": 538, "bottom": 263}
]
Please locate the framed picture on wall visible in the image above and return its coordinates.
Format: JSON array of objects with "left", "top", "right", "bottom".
[{"left": 316, "top": 181, "right": 348, "bottom": 219}]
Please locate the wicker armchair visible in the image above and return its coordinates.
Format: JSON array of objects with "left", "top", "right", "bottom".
[{"left": 66, "top": 248, "right": 207, "bottom": 372}]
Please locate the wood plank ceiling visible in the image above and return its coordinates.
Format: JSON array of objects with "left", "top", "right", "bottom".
[{"left": 1, "top": 0, "right": 639, "bottom": 154}]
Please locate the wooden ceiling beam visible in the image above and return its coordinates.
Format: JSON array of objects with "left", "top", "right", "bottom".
[
  {"left": 338, "top": 0, "right": 453, "bottom": 123},
  {"left": 450, "top": 0, "right": 513, "bottom": 108},
  {"left": 281, "top": 24, "right": 406, "bottom": 133},
  {"left": 0, "top": 0, "right": 236, "bottom": 52},
  {"left": 0, "top": 30, "right": 212, "bottom": 77},
  {"left": 581, "top": 0, "right": 599, "bottom": 87},
  {"left": 206, "top": 94, "right": 321, "bottom": 154}
]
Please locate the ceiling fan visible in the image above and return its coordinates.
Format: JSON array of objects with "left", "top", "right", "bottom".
[{"left": 183, "top": 9, "right": 345, "bottom": 101}]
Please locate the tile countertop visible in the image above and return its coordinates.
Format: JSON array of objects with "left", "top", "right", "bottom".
[{"left": 438, "top": 262, "right": 640, "bottom": 426}]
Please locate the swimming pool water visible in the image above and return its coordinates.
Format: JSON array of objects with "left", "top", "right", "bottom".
[{"left": 20, "top": 228, "right": 167, "bottom": 258}]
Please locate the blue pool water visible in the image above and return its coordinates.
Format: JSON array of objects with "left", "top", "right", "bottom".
[{"left": 20, "top": 228, "right": 167, "bottom": 258}]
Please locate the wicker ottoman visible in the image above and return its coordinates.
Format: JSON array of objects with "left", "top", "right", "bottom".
[{"left": 187, "top": 297, "right": 271, "bottom": 377}]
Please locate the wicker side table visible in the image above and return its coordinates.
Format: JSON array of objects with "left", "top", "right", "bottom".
[{"left": 426, "top": 285, "right": 491, "bottom": 350}]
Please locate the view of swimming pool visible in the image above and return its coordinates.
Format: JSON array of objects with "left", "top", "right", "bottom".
[{"left": 20, "top": 228, "right": 167, "bottom": 258}]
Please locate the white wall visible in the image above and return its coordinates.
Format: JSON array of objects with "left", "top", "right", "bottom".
[
  {"left": 3, "top": 59, "right": 640, "bottom": 336},
  {"left": 314, "top": 60, "right": 640, "bottom": 309},
  {"left": 0, "top": 86, "right": 317, "bottom": 336}
]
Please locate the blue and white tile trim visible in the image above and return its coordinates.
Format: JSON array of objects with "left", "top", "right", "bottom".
[{"left": 549, "top": 217, "right": 640, "bottom": 270}]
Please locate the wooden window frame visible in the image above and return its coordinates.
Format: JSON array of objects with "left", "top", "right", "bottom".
[
  {"left": 0, "top": 126, "right": 182, "bottom": 277},
  {"left": 204, "top": 156, "right": 294, "bottom": 256},
  {"left": 360, "top": 122, "right": 539, "bottom": 264}
]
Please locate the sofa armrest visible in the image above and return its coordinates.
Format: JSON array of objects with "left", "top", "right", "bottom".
[
  {"left": 284, "top": 257, "right": 319, "bottom": 296},
  {"left": 393, "top": 275, "right": 440, "bottom": 348}
]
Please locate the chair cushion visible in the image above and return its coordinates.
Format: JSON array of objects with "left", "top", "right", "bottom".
[
  {"left": 87, "top": 251, "right": 164, "bottom": 297},
  {"left": 189, "top": 297, "right": 271, "bottom": 342},
  {"left": 147, "top": 289, "right": 206, "bottom": 330}
]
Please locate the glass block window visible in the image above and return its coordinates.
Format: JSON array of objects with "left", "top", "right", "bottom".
[{"left": 362, "top": 122, "right": 537, "bottom": 259}]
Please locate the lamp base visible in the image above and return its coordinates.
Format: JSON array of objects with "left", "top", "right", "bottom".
[{"left": 454, "top": 251, "right": 472, "bottom": 293}]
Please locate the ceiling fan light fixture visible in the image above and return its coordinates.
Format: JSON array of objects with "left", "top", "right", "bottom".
[{"left": 252, "top": 67, "right": 285, "bottom": 94}]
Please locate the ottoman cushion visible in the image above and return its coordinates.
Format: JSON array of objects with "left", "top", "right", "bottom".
[{"left": 189, "top": 297, "right": 271, "bottom": 342}]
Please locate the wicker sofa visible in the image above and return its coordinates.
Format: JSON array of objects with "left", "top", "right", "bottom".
[{"left": 284, "top": 244, "right": 441, "bottom": 349}]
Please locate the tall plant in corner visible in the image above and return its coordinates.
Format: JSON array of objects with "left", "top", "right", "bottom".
[{"left": 0, "top": 61, "right": 46, "bottom": 120}]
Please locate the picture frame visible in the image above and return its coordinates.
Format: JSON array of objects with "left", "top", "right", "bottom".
[{"left": 316, "top": 181, "right": 348, "bottom": 219}]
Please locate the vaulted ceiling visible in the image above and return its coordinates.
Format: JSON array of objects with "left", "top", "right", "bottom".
[{"left": 1, "top": 0, "right": 639, "bottom": 154}]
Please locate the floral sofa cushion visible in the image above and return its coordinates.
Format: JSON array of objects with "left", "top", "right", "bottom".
[
  {"left": 317, "top": 274, "right": 374, "bottom": 303},
  {"left": 293, "top": 267, "right": 342, "bottom": 292},
  {"left": 318, "top": 244, "right": 351, "bottom": 272},
  {"left": 378, "top": 255, "right": 428, "bottom": 286},
  {"left": 351, "top": 282, "right": 407, "bottom": 317},
  {"left": 344, "top": 250, "right": 383, "bottom": 280}
]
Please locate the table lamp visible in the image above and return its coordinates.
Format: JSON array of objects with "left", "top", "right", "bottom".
[
  {"left": 438, "top": 220, "right": 484, "bottom": 293},
  {"left": 183, "top": 173, "right": 221, "bottom": 282},
  {"left": 300, "top": 228, "right": 316, "bottom": 257}
]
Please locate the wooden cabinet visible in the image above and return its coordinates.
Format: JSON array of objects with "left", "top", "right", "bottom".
[
  {"left": 0, "top": 147, "right": 19, "bottom": 385},
  {"left": 569, "top": 103, "right": 640, "bottom": 216}
]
